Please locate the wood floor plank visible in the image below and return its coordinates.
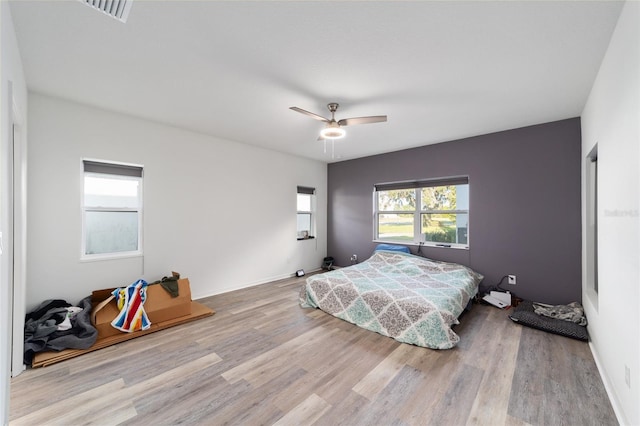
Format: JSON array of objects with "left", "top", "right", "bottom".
[
  {"left": 220, "top": 325, "right": 337, "bottom": 385},
  {"left": 228, "top": 291, "right": 295, "bottom": 315},
  {"left": 505, "top": 413, "right": 534, "bottom": 426},
  {"left": 392, "top": 355, "right": 453, "bottom": 424},
  {"left": 570, "top": 354, "right": 617, "bottom": 425},
  {"left": 312, "top": 327, "right": 400, "bottom": 406},
  {"left": 273, "top": 393, "right": 331, "bottom": 426},
  {"left": 392, "top": 348, "right": 463, "bottom": 423},
  {"left": 269, "top": 327, "right": 394, "bottom": 413},
  {"left": 124, "top": 376, "right": 253, "bottom": 425},
  {"left": 466, "top": 313, "right": 522, "bottom": 425},
  {"left": 125, "top": 352, "right": 223, "bottom": 393},
  {"left": 85, "top": 402, "right": 138, "bottom": 426},
  {"left": 313, "top": 390, "right": 371, "bottom": 426},
  {"left": 207, "top": 367, "right": 307, "bottom": 425},
  {"left": 508, "top": 327, "right": 550, "bottom": 422},
  {"left": 366, "top": 364, "right": 429, "bottom": 426},
  {"left": 352, "top": 343, "right": 417, "bottom": 400},
  {"left": 10, "top": 276, "right": 618, "bottom": 426},
  {"left": 458, "top": 304, "right": 505, "bottom": 368},
  {"left": 423, "top": 362, "right": 485, "bottom": 426},
  {"left": 10, "top": 379, "right": 126, "bottom": 425},
  {"left": 14, "top": 352, "right": 221, "bottom": 425}
]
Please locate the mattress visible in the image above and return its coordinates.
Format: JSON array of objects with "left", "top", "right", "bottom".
[{"left": 300, "top": 250, "right": 483, "bottom": 349}]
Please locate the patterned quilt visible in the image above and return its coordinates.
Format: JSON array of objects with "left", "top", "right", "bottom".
[{"left": 299, "top": 250, "right": 483, "bottom": 349}]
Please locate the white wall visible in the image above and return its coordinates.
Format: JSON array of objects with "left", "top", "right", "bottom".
[
  {"left": 26, "top": 93, "right": 327, "bottom": 308},
  {"left": 1, "top": 1, "right": 28, "bottom": 423},
  {"left": 581, "top": 1, "right": 639, "bottom": 425}
]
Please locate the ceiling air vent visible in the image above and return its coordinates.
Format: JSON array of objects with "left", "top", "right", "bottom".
[{"left": 80, "top": 0, "right": 133, "bottom": 23}]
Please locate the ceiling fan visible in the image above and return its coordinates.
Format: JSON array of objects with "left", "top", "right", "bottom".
[{"left": 290, "top": 103, "right": 387, "bottom": 140}]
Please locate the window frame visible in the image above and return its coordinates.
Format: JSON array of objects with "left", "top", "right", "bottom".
[
  {"left": 81, "top": 159, "right": 144, "bottom": 261},
  {"left": 297, "top": 186, "right": 315, "bottom": 240},
  {"left": 373, "top": 176, "right": 469, "bottom": 249},
  {"left": 586, "top": 145, "right": 598, "bottom": 303}
]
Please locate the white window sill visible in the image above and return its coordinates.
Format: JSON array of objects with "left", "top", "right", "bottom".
[
  {"left": 80, "top": 251, "right": 143, "bottom": 262},
  {"left": 373, "top": 240, "right": 468, "bottom": 250}
]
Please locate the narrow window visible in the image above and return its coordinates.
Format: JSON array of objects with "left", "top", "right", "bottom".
[
  {"left": 374, "top": 177, "right": 469, "bottom": 248},
  {"left": 586, "top": 146, "right": 598, "bottom": 296},
  {"left": 82, "top": 160, "right": 143, "bottom": 258},
  {"left": 297, "top": 186, "right": 315, "bottom": 239}
]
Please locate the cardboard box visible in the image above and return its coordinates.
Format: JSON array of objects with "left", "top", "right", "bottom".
[
  {"left": 33, "top": 300, "right": 215, "bottom": 368},
  {"left": 92, "top": 278, "right": 192, "bottom": 339}
]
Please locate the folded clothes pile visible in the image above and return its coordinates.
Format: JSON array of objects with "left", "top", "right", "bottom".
[{"left": 532, "top": 301, "right": 587, "bottom": 326}]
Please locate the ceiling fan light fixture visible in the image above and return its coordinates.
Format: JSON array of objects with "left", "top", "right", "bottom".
[{"left": 320, "top": 122, "right": 346, "bottom": 139}]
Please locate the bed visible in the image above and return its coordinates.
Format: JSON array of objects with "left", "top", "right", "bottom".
[{"left": 299, "top": 249, "right": 483, "bottom": 349}]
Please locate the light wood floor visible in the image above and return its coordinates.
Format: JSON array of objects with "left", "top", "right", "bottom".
[{"left": 10, "top": 275, "right": 618, "bottom": 425}]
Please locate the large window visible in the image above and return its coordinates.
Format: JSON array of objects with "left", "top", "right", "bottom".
[
  {"left": 297, "top": 186, "right": 315, "bottom": 239},
  {"left": 374, "top": 177, "right": 469, "bottom": 248},
  {"left": 82, "top": 160, "right": 143, "bottom": 258}
]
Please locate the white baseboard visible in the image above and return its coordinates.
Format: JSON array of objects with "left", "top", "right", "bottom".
[
  {"left": 589, "top": 341, "right": 628, "bottom": 425},
  {"left": 193, "top": 268, "right": 322, "bottom": 301}
]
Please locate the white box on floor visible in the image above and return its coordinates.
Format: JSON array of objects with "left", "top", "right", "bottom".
[{"left": 490, "top": 291, "right": 512, "bottom": 306}]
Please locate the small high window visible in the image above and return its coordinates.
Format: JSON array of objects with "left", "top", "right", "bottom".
[
  {"left": 374, "top": 177, "right": 469, "bottom": 248},
  {"left": 82, "top": 160, "right": 143, "bottom": 258},
  {"left": 297, "top": 186, "right": 315, "bottom": 239}
]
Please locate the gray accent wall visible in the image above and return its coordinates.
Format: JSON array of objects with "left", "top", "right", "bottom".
[{"left": 327, "top": 118, "right": 582, "bottom": 304}]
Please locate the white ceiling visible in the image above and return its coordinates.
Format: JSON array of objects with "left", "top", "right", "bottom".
[{"left": 9, "top": 0, "right": 624, "bottom": 163}]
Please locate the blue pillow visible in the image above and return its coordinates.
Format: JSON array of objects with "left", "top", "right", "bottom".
[{"left": 374, "top": 244, "right": 411, "bottom": 254}]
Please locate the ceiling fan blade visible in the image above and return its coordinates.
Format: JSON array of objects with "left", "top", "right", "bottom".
[
  {"left": 290, "top": 107, "right": 330, "bottom": 123},
  {"left": 338, "top": 115, "right": 387, "bottom": 126}
]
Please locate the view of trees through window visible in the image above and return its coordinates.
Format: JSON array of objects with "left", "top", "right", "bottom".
[{"left": 375, "top": 182, "right": 468, "bottom": 246}]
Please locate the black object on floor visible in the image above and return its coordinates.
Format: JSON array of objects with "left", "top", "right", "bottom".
[{"left": 509, "top": 300, "right": 589, "bottom": 341}]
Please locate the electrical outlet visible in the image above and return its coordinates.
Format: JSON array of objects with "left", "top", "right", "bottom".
[
  {"left": 625, "top": 365, "right": 631, "bottom": 388},
  {"left": 508, "top": 275, "right": 517, "bottom": 285}
]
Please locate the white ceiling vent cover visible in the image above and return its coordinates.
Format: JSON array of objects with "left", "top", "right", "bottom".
[{"left": 80, "top": 0, "right": 133, "bottom": 23}]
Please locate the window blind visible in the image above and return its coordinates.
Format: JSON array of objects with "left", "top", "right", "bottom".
[
  {"left": 374, "top": 176, "right": 468, "bottom": 192},
  {"left": 297, "top": 186, "right": 315, "bottom": 195},
  {"left": 84, "top": 160, "right": 143, "bottom": 178}
]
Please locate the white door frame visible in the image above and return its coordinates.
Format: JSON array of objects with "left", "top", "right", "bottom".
[
  {"left": 0, "top": 81, "right": 14, "bottom": 424},
  {"left": 11, "top": 93, "right": 26, "bottom": 377}
]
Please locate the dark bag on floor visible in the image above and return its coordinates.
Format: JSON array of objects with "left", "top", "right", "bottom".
[{"left": 322, "top": 257, "right": 334, "bottom": 270}]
